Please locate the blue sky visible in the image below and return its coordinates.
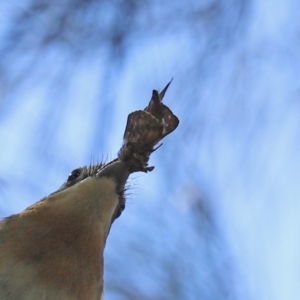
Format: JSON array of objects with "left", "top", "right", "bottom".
[{"left": 0, "top": 1, "right": 299, "bottom": 299}]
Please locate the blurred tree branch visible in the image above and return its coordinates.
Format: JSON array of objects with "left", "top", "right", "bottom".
[{"left": 0, "top": 0, "right": 249, "bottom": 299}]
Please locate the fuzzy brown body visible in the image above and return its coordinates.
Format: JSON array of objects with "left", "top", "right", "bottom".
[
  {"left": 0, "top": 177, "right": 118, "bottom": 299},
  {"left": 0, "top": 81, "right": 179, "bottom": 299}
]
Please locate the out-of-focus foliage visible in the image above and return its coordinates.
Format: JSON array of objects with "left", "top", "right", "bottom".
[{"left": 1, "top": 0, "right": 299, "bottom": 299}]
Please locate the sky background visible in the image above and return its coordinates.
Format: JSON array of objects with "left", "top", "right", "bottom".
[{"left": 0, "top": 1, "right": 299, "bottom": 299}]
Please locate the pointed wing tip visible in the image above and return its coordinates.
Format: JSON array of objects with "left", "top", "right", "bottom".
[
  {"left": 159, "top": 78, "right": 174, "bottom": 101},
  {"left": 164, "top": 77, "right": 173, "bottom": 90}
]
